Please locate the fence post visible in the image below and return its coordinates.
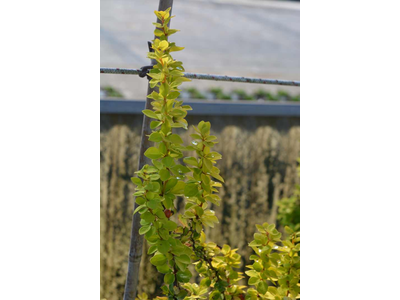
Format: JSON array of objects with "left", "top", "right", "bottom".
[{"left": 123, "top": 1, "right": 174, "bottom": 300}]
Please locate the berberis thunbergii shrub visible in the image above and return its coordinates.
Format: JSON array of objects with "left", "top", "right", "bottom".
[{"left": 131, "top": 8, "right": 300, "bottom": 300}]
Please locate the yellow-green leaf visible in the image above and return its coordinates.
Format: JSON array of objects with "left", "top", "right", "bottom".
[
  {"left": 144, "top": 147, "right": 163, "bottom": 159},
  {"left": 256, "top": 282, "right": 268, "bottom": 294},
  {"left": 168, "top": 134, "right": 183, "bottom": 144},
  {"left": 184, "top": 183, "right": 198, "bottom": 197},
  {"left": 160, "top": 169, "right": 170, "bottom": 181},
  {"left": 142, "top": 109, "right": 159, "bottom": 119},
  {"left": 150, "top": 253, "right": 167, "bottom": 266},
  {"left": 131, "top": 177, "right": 142, "bottom": 186},
  {"left": 170, "top": 46, "right": 185, "bottom": 52},
  {"left": 139, "top": 225, "right": 151, "bottom": 235},
  {"left": 149, "top": 132, "right": 163, "bottom": 142}
]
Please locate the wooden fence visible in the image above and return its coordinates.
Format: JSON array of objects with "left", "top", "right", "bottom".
[{"left": 100, "top": 100, "right": 300, "bottom": 300}]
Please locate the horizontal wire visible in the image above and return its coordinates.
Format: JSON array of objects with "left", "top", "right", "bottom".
[{"left": 100, "top": 68, "right": 300, "bottom": 87}]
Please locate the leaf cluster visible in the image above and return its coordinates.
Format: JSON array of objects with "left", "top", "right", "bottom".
[
  {"left": 132, "top": 9, "right": 300, "bottom": 300},
  {"left": 246, "top": 224, "right": 300, "bottom": 300}
]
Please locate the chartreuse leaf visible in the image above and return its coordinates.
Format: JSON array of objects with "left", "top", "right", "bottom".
[
  {"left": 190, "top": 133, "right": 202, "bottom": 140},
  {"left": 248, "top": 276, "right": 260, "bottom": 285},
  {"left": 198, "top": 121, "right": 211, "bottom": 136},
  {"left": 150, "top": 121, "right": 162, "bottom": 129},
  {"left": 246, "top": 270, "right": 259, "bottom": 278},
  {"left": 183, "top": 157, "right": 198, "bottom": 166},
  {"left": 184, "top": 211, "right": 195, "bottom": 218},
  {"left": 152, "top": 160, "right": 163, "bottom": 170},
  {"left": 284, "top": 226, "right": 294, "bottom": 235},
  {"left": 157, "top": 239, "right": 170, "bottom": 254},
  {"left": 145, "top": 182, "right": 160, "bottom": 192},
  {"left": 156, "top": 264, "right": 170, "bottom": 274},
  {"left": 139, "top": 225, "right": 151, "bottom": 235},
  {"left": 159, "top": 143, "right": 167, "bottom": 155},
  {"left": 144, "top": 147, "right": 163, "bottom": 159},
  {"left": 165, "top": 178, "right": 178, "bottom": 192},
  {"left": 184, "top": 183, "right": 198, "bottom": 197},
  {"left": 168, "top": 134, "right": 183, "bottom": 144},
  {"left": 210, "top": 171, "right": 224, "bottom": 183},
  {"left": 162, "top": 220, "right": 177, "bottom": 231},
  {"left": 170, "top": 181, "right": 185, "bottom": 194},
  {"left": 149, "top": 132, "right": 163, "bottom": 142},
  {"left": 164, "top": 193, "right": 174, "bottom": 208},
  {"left": 141, "top": 212, "right": 155, "bottom": 223},
  {"left": 154, "top": 29, "right": 164, "bottom": 37},
  {"left": 147, "top": 198, "right": 161, "bottom": 210},
  {"left": 170, "top": 46, "right": 184, "bottom": 52},
  {"left": 158, "top": 40, "right": 169, "bottom": 51},
  {"left": 167, "top": 29, "right": 180, "bottom": 35},
  {"left": 171, "top": 165, "right": 190, "bottom": 175},
  {"left": 164, "top": 273, "right": 175, "bottom": 285},
  {"left": 142, "top": 109, "right": 159, "bottom": 119},
  {"left": 159, "top": 169, "right": 170, "bottom": 181},
  {"left": 147, "top": 245, "right": 158, "bottom": 255},
  {"left": 167, "top": 91, "right": 180, "bottom": 99},
  {"left": 162, "top": 156, "right": 174, "bottom": 168},
  {"left": 150, "top": 253, "right": 167, "bottom": 266},
  {"left": 131, "top": 177, "right": 142, "bottom": 186},
  {"left": 256, "top": 281, "right": 268, "bottom": 294},
  {"left": 147, "top": 90, "right": 164, "bottom": 100},
  {"left": 176, "top": 269, "right": 192, "bottom": 283},
  {"left": 253, "top": 262, "right": 263, "bottom": 272},
  {"left": 175, "top": 254, "right": 190, "bottom": 264},
  {"left": 135, "top": 197, "right": 146, "bottom": 205},
  {"left": 200, "top": 210, "right": 218, "bottom": 227},
  {"left": 134, "top": 205, "right": 147, "bottom": 215}
]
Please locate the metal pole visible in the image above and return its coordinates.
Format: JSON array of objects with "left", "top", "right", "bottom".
[{"left": 123, "top": 1, "right": 174, "bottom": 300}]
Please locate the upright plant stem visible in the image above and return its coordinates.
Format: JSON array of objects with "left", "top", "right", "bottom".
[{"left": 123, "top": 1, "right": 174, "bottom": 300}]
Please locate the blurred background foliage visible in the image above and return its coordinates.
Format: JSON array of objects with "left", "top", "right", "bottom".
[
  {"left": 277, "top": 159, "right": 300, "bottom": 231},
  {"left": 100, "top": 86, "right": 300, "bottom": 102},
  {"left": 101, "top": 86, "right": 124, "bottom": 98},
  {"left": 179, "top": 87, "right": 300, "bottom": 102}
]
